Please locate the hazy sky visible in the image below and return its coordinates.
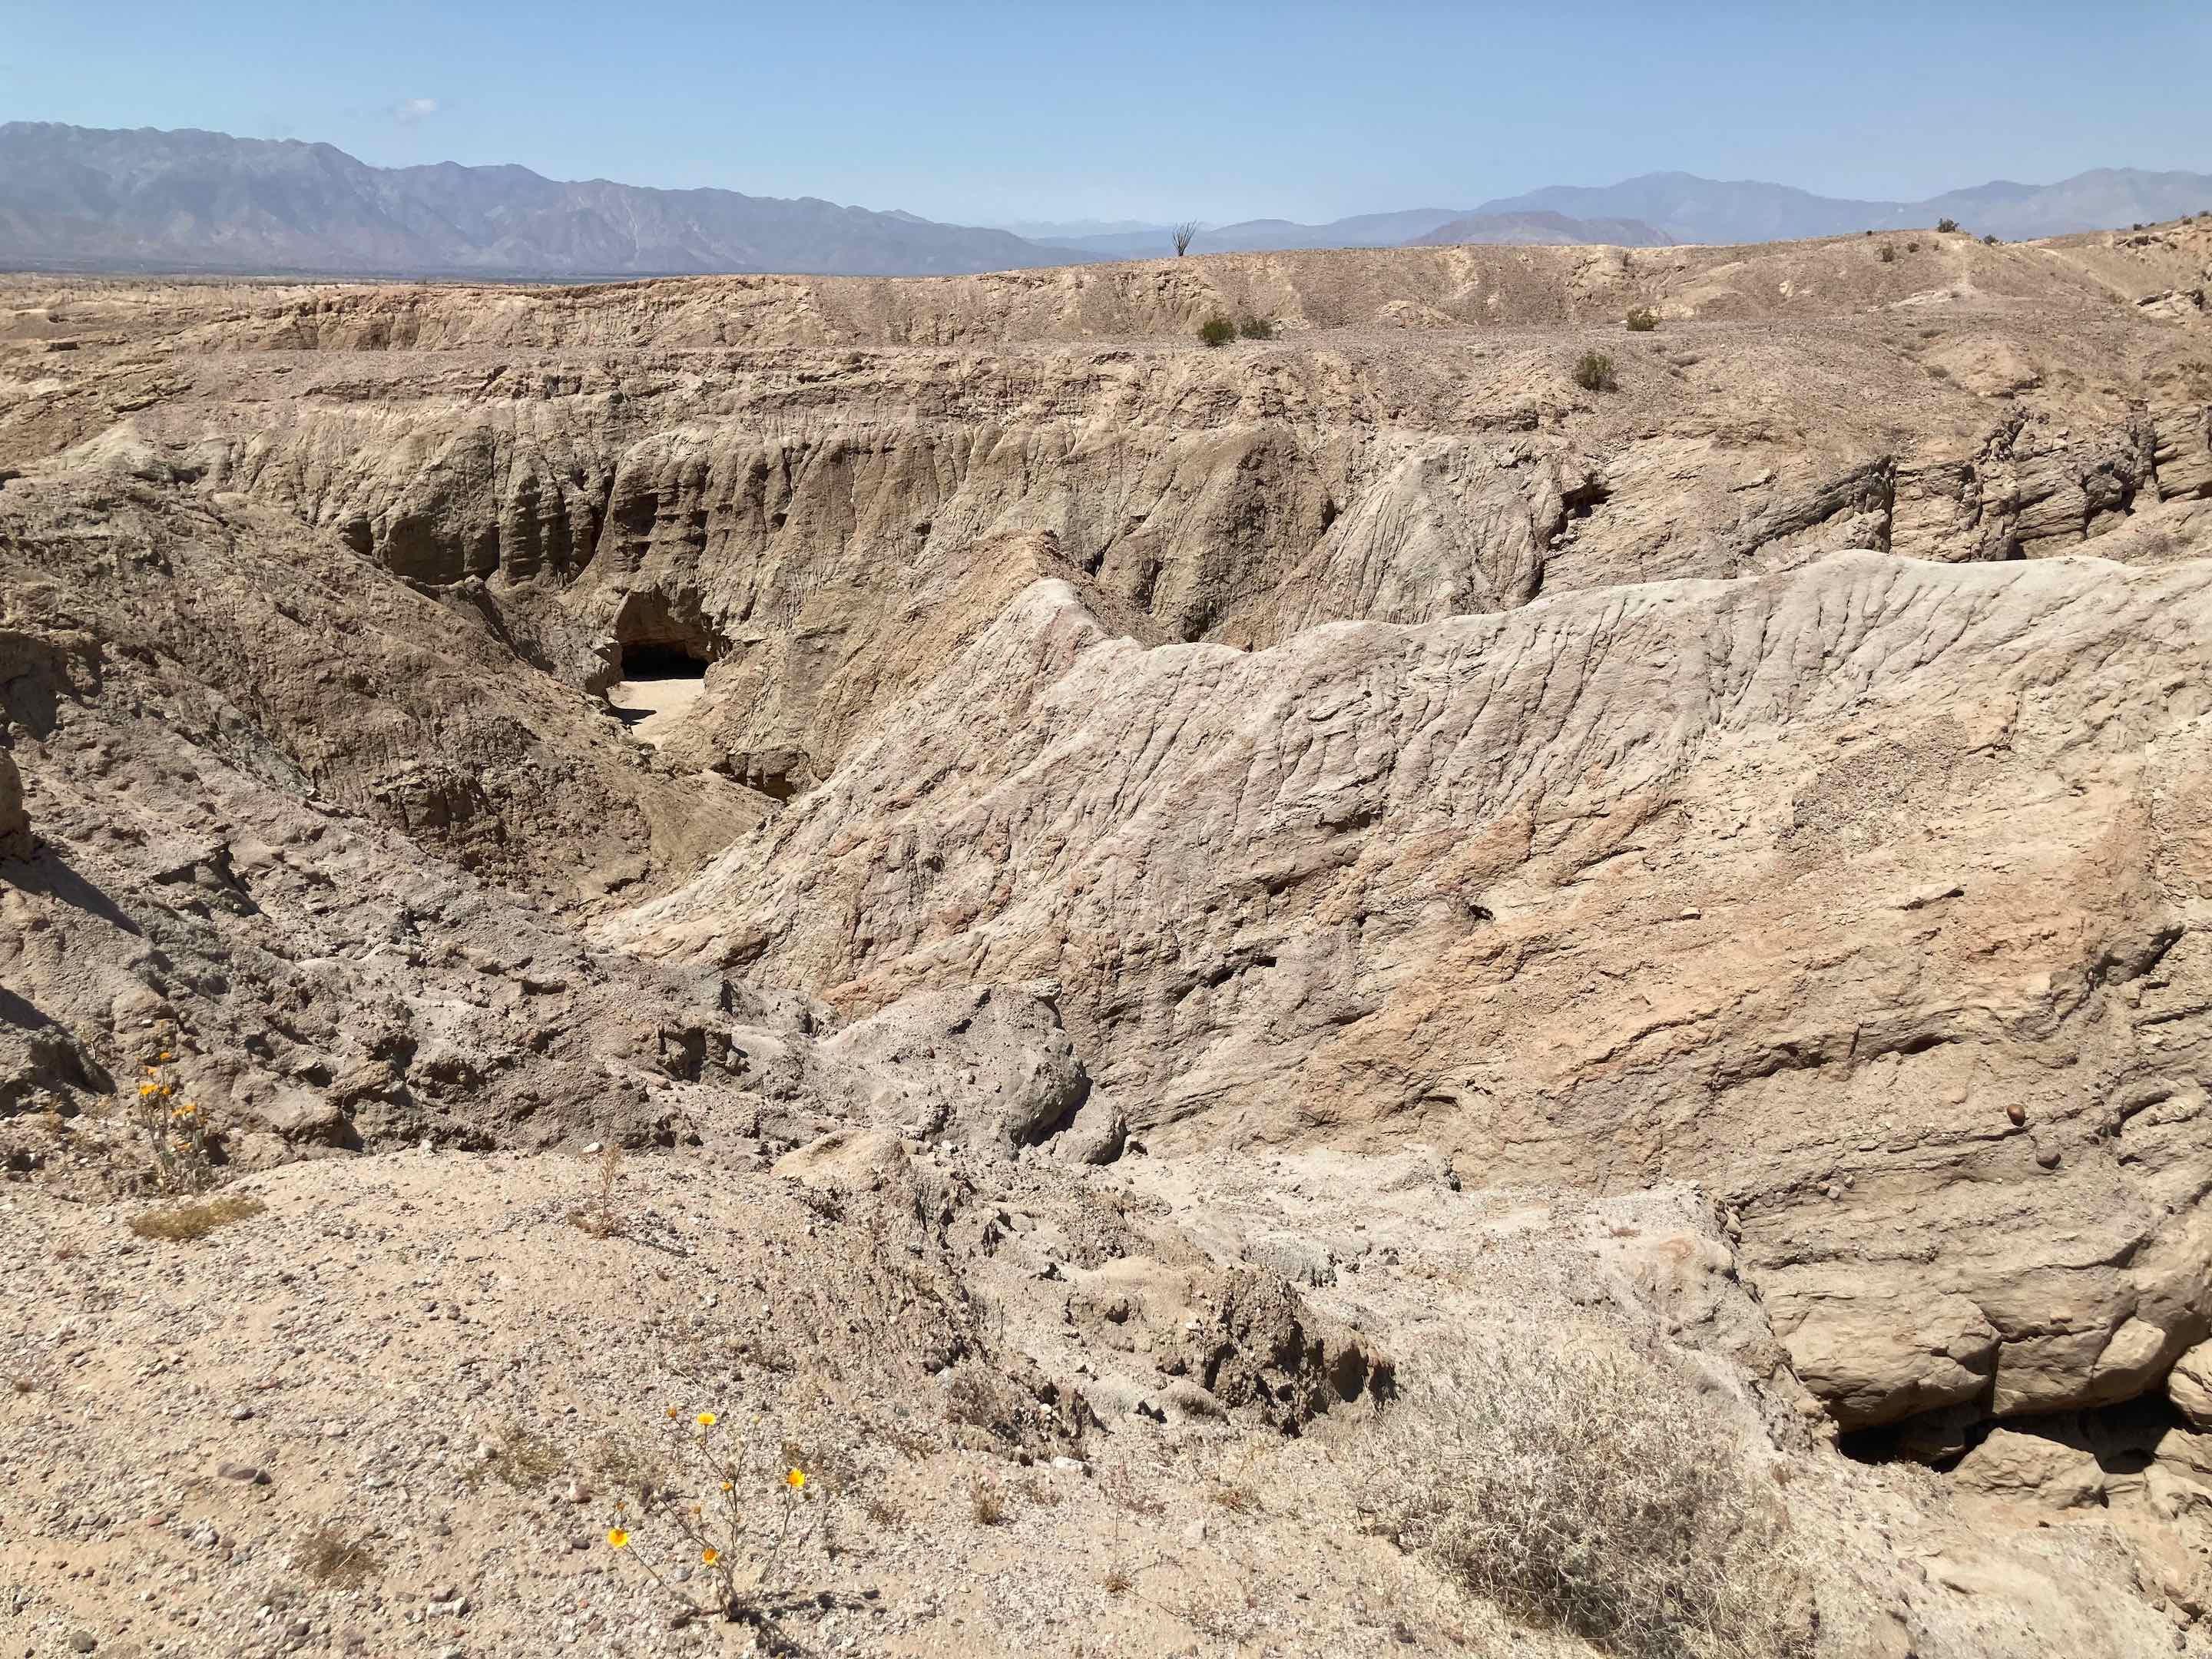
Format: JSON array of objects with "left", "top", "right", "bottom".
[{"left": 8, "top": 0, "right": 2209, "bottom": 226}]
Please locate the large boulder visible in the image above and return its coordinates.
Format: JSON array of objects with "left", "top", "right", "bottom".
[{"left": 820, "top": 985, "right": 1118, "bottom": 1157}]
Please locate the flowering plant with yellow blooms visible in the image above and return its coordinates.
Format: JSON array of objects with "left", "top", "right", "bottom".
[
  {"left": 128, "top": 1021, "right": 220, "bottom": 1192},
  {"left": 601, "top": 1402, "right": 835, "bottom": 1621}
]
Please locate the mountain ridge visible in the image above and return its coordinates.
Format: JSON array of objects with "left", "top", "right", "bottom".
[
  {"left": 0, "top": 121, "right": 1097, "bottom": 278},
  {"left": 1474, "top": 164, "right": 2212, "bottom": 243},
  {"left": 3, "top": 123, "right": 2206, "bottom": 279}
]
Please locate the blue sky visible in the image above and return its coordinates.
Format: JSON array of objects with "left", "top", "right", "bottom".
[{"left": 7, "top": 1, "right": 2209, "bottom": 227}]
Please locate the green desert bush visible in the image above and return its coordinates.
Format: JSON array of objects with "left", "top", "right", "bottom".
[
  {"left": 1237, "top": 314, "right": 1276, "bottom": 340},
  {"left": 1879, "top": 245, "right": 1896, "bottom": 263},
  {"left": 1197, "top": 316, "right": 1237, "bottom": 347},
  {"left": 1571, "top": 349, "right": 1618, "bottom": 392},
  {"left": 1366, "top": 1333, "right": 1810, "bottom": 1659},
  {"left": 1624, "top": 306, "right": 1659, "bottom": 332},
  {"left": 1936, "top": 217, "right": 1959, "bottom": 233}
]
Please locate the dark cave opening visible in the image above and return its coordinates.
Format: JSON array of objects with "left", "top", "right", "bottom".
[
  {"left": 1838, "top": 1389, "right": 2189, "bottom": 1481},
  {"left": 618, "top": 641, "right": 710, "bottom": 682}
]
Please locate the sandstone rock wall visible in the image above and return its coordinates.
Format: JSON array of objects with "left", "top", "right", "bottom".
[{"left": 610, "top": 550, "right": 2212, "bottom": 1435}]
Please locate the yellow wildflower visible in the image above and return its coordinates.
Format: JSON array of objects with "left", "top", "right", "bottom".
[
  {"left": 785, "top": 1469, "right": 806, "bottom": 1491},
  {"left": 607, "top": 1528, "right": 629, "bottom": 1549},
  {"left": 665, "top": 1406, "right": 680, "bottom": 1419},
  {"left": 137, "top": 1083, "right": 157, "bottom": 1098},
  {"left": 695, "top": 1411, "right": 717, "bottom": 1427},
  {"left": 720, "top": 1480, "right": 733, "bottom": 1492},
  {"left": 701, "top": 1547, "right": 720, "bottom": 1565}
]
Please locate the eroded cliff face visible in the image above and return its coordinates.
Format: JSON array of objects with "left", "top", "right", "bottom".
[
  {"left": 6, "top": 221, "right": 2212, "bottom": 1649},
  {"left": 604, "top": 551, "right": 2212, "bottom": 1437},
  {"left": 11, "top": 224, "right": 2206, "bottom": 803}
]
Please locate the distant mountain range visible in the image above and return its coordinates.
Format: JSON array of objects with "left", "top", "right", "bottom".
[
  {"left": 1409, "top": 210, "right": 1671, "bottom": 248},
  {"left": 2, "top": 123, "right": 2206, "bottom": 280},
  {"left": 1472, "top": 167, "right": 2212, "bottom": 243},
  {"left": 0, "top": 122, "right": 1093, "bottom": 278},
  {"left": 1029, "top": 167, "right": 2211, "bottom": 257}
]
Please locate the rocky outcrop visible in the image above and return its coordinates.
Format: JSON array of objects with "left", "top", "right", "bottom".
[
  {"left": 612, "top": 549, "right": 2212, "bottom": 1439},
  {"left": 820, "top": 984, "right": 1119, "bottom": 1157},
  {"left": 0, "top": 741, "right": 30, "bottom": 859}
]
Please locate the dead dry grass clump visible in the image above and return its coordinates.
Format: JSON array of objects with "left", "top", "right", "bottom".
[
  {"left": 129, "top": 1194, "right": 265, "bottom": 1242},
  {"left": 969, "top": 1481, "right": 1009, "bottom": 1526},
  {"left": 299, "top": 1525, "right": 379, "bottom": 1588},
  {"left": 567, "top": 1144, "right": 625, "bottom": 1237},
  {"left": 469, "top": 1422, "right": 565, "bottom": 1491},
  {"left": 1366, "top": 1333, "right": 1811, "bottom": 1659}
]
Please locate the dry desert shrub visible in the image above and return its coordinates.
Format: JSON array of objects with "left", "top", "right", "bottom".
[
  {"left": 1572, "top": 349, "right": 1618, "bottom": 392},
  {"left": 1366, "top": 1333, "right": 1811, "bottom": 1659},
  {"left": 129, "top": 1194, "right": 265, "bottom": 1242},
  {"left": 1624, "top": 306, "right": 1659, "bottom": 331},
  {"left": 1197, "top": 315, "right": 1237, "bottom": 348}
]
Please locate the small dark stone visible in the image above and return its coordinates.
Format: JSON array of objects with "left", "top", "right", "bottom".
[{"left": 217, "top": 1462, "right": 269, "bottom": 1485}]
